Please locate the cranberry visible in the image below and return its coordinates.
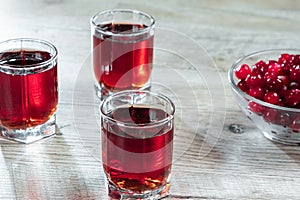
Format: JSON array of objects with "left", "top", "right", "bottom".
[
  {"left": 237, "top": 79, "right": 249, "bottom": 92},
  {"left": 248, "top": 101, "right": 263, "bottom": 114},
  {"left": 263, "top": 108, "right": 278, "bottom": 124},
  {"left": 277, "top": 99, "right": 285, "bottom": 107},
  {"left": 267, "top": 60, "right": 277, "bottom": 66},
  {"left": 289, "top": 65, "right": 300, "bottom": 82},
  {"left": 268, "top": 63, "right": 282, "bottom": 75},
  {"left": 278, "top": 112, "right": 290, "bottom": 126},
  {"left": 277, "top": 75, "right": 290, "bottom": 86},
  {"left": 252, "top": 60, "right": 267, "bottom": 74},
  {"left": 279, "top": 85, "right": 288, "bottom": 98},
  {"left": 292, "top": 55, "right": 300, "bottom": 65},
  {"left": 289, "top": 115, "right": 300, "bottom": 132},
  {"left": 235, "top": 64, "right": 252, "bottom": 79},
  {"left": 255, "top": 60, "right": 267, "bottom": 68},
  {"left": 248, "top": 87, "right": 264, "bottom": 100},
  {"left": 282, "top": 62, "right": 292, "bottom": 75},
  {"left": 265, "top": 77, "right": 283, "bottom": 92},
  {"left": 264, "top": 72, "right": 277, "bottom": 81},
  {"left": 278, "top": 53, "right": 292, "bottom": 64},
  {"left": 246, "top": 73, "right": 265, "bottom": 88},
  {"left": 264, "top": 91, "right": 280, "bottom": 105},
  {"left": 285, "top": 89, "right": 300, "bottom": 107}
]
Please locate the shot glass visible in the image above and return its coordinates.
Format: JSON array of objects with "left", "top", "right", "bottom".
[
  {"left": 100, "top": 90, "right": 175, "bottom": 199},
  {"left": 0, "top": 38, "right": 58, "bottom": 144},
  {"left": 91, "top": 9, "right": 155, "bottom": 99}
]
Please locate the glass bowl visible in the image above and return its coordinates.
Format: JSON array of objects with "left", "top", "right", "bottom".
[{"left": 228, "top": 49, "right": 300, "bottom": 145}]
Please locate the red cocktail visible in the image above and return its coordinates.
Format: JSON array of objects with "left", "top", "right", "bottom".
[
  {"left": 100, "top": 90, "right": 175, "bottom": 199},
  {"left": 91, "top": 10, "right": 155, "bottom": 98},
  {"left": 0, "top": 38, "right": 58, "bottom": 143}
]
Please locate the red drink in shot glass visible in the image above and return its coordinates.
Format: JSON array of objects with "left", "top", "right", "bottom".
[
  {"left": 0, "top": 38, "right": 58, "bottom": 144},
  {"left": 91, "top": 9, "right": 155, "bottom": 99},
  {"left": 100, "top": 90, "right": 175, "bottom": 199}
]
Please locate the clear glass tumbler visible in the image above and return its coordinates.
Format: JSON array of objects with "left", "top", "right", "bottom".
[
  {"left": 0, "top": 38, "right": 58, "bottom": 144},
  {"left": 100, "top": 90, "right": 175, "bottom": 199},
  {"left": 91, "top": 9, "right": 155, "bottom": 99}
]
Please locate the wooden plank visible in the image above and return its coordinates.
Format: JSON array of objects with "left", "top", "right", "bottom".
[{"left": 1, "top": 0, "right": 300, "bottom": 199}]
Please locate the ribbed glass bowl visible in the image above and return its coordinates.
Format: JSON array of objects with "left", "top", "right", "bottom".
[{"left": 228, "top": 49, "right": 300, "bottom": 145}]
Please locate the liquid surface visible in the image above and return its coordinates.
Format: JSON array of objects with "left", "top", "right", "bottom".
[
  {"left": 0, "top": 50, "right": 51, "bottom": 67},
  {"left": 97, "top": 23, "right": 148, "bottom": 34}
]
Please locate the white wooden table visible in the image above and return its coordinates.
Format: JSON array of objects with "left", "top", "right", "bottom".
[{"left": 1, "top": 0, "right": 300, "bottom": 199}]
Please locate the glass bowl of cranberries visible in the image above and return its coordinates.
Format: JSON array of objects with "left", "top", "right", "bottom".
[{"left": 228, "top": 49, "right": 300, "bottom": 145}]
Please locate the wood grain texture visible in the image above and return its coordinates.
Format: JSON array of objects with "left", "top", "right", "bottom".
[{"left": 1, "top": 0, "right": 300, "bottom": 199}]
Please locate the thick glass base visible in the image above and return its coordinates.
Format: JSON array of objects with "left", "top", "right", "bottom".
[
  {"left": 238, "top": 103, "right": 300, "bottom": 146},
  {"left": 94, "top": 82, "right": 151, "bottom": 100},
  {"left": 106, "top": 179, "right": 170, "bottom": 200},
  {"left": 262, "top": 130, "right": 300, "bottom": 146},
  {"left": 0, "top": 115, "right": 56, "bottom": 144}
]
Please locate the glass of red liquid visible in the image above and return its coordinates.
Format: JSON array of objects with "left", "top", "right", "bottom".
[
  {"left": 100, "top": 90, "right": 175, "bottom": 199},
  {"left": 0, "top": 38, "right": 58, "bottom": 144},
  {"left": 91, "top": 9, "right": 155, "bottom": 99}
]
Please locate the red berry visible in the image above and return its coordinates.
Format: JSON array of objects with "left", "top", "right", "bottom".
[
  {"left": 279, "top": 85, "right": 288, "bottom": 98},
  {"left": 289, "top": 65, "right": 300, "bottom": 82},
  {"left": 277, "top": 99, "right": 285, "bottom": 107},
  {"left": 265, "top": 77, "right": 283, "bottom": 92},
  {"left": 237, "top": 79, "right": 249, "bottom": 92},
  {"left": 264, "top": 72, "right": 277, "bottom": 81},
  {"left": 246, "top": 73, "right": 265, "bottom": 88},
  {"left": 282, "top": 62, "right": 292, "bottom": 75},
  {"left": 264, "top": 91, "right": 280, "bottom": 105},
  {"left": 267, "top": 60, "right": 277, "bottom": 66},
  {"left": 263, "top": 108, "right": 278, "bottom": 124},
  {"left": 268, "top": 63, "right": 282, "bottom": 75},
  {"left": 278, "top": 53, "right": 292, "bottom": 64},
  {"left": 277, "top": 112, "right": 290, "bottom": 126},
  {"left": 285, "top": 89, "right": 300, "bottom": 107},
  {"left": 235, "top": 64, "right": 252, "bottom": 79},
  {"left": 248, "top": 101, "right": 263, "bottom": 114},
  {"left": 292, "top": 54, "right": 300, "bottom": 65},
  {"left": 248, "top": 87, "right": 264, "bottom": 100},
  {"left": 255, "top": 60, "right": 267, "bottom": 68},
  {"left": 277, "top": 75, "right": 290, "bottom": 86},
  {"left": 289, "top": 115, "right": 300, "bottom": 132},
  {"left": 252, "top": 60, "right": 267, "bottom": 75}
]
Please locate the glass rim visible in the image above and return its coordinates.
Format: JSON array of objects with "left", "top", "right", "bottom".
[
  {"left": 228, "top": 48, "right": 300, "bottom": 113},
  {"left": 90, "top": 9, "right": 155, "bottom": 37},
  {"left": 0, "top": 38, "right": 58, "bottom": 71},
  {"left": 100, "top": 90, "right": 175, "bottom": 127}
]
